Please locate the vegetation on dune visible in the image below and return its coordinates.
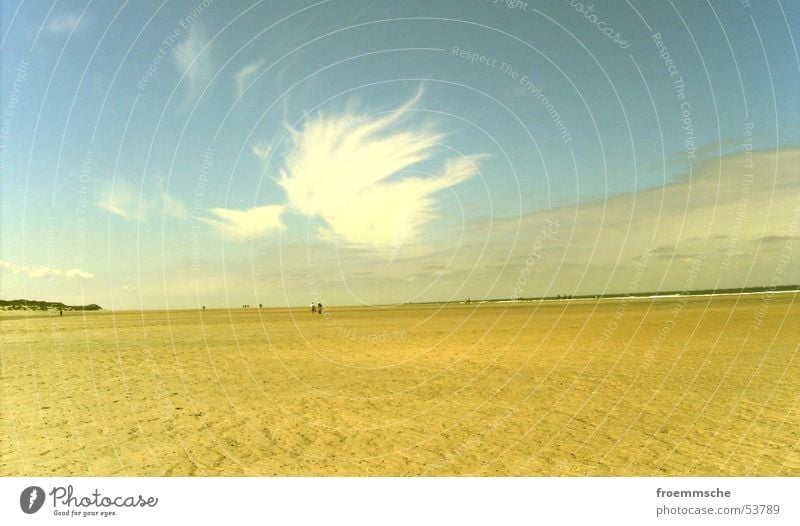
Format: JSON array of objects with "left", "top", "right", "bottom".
[{"left": 0, "top": 299, "right": 102, "bottom": 311}]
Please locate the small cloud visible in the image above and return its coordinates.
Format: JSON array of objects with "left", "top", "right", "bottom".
[
  {"left": 98, "top": 179, "right": 142, "bottom": 221},
  {"left": 173, "top": 23, "right": 212, "bottom": 105},
  {"left": 0, "top": 260, "right": 94, "bottom": 280},
  {"left": 234, "top": 61, "right": 263, "bottom": 100},
  {"left": 250, "top": 141, "right": 278, "bottom": 168},
  {"left": 47, "top": 12, "right": 85, "bottom": 35},
  {"left": 97, "top": 178, "right": 189, "bottom": 221},
  {"left": 61, "top": 268, "right": 95, "bottom": 280},
  {"left": 198, "top": 205, "right": 285, "bottom": 241},
  {"left": 160, "top": 191, "right": 189, "bottom": 219}
]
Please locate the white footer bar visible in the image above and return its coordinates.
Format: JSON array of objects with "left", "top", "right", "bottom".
[{"left": 2, "top": 477, "right": 797, "bottom": 525}]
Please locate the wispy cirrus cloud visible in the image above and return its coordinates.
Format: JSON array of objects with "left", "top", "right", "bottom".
[
  {"left": 251, "top": 142, "right": 272, "bottom": 162},
  {"left": 46, "top": 12, "right": 86, "bottom": 35},
  {"left": 160, "top": 190, "right": 189, "bottom": 219},
  {"left": 97, "top": 177, "right": 189, "bottom": 221},
  {"left": 274, "top": 88, "right": 487, "bottom": 256},
  {"left": 234, "top": 60, "right": 263, "bottom": 100},
  {"left": 200, "top": 89, "right": 486, "bottom": 250},
  {"left": 173, "top": 23, "right": 212, "bottom": 105},
  {"left": 198, "top": 205, "right": 285, "bottom": 241},
  {"left": 0, "top": 260, "right": 94, "bottom": 280},
  {"left": 97, "top": 179, "right": 142, "bottom": 221}
]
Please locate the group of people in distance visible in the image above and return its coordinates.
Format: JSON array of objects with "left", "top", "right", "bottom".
[{"left": 310, "top": 302, "right": 323, "bottom": 314}]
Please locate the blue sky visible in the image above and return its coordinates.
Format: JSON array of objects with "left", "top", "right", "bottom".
[{"left": 1, "top": 0, "right": 798, "bottom": 309}]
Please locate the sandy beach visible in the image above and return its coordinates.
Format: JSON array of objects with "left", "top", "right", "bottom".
[{"left": 1, "top": 293, "right": 798, "bottom": 476}]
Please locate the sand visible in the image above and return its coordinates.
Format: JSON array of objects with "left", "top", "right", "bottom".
[{"left": 1, "top": 293, "right": 798, "bottom": 476}]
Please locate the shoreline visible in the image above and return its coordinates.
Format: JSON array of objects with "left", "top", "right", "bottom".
[{"left": 1, "top": 289, "right": 798, "bottom": 317}]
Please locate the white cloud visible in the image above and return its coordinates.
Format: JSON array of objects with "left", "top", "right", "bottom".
[
  {"left": 198, "top": 205, "right": 286, "bottom": 241},
  {"left": 234, "top": 61, "right": 263, "bottom": 100},
  {"left": 47, "top": 13, "right": 84, "bottom": 35},
  {"left": 97, "top": 178, "right": 189, "bottom": 221},
  {"left": 275, "top": 88, "right": 487, "bottom": 255},
  {"left": 250, "top": 141, "right": 277, "bottom": 166},
  {"left": 98, "top": 179, "right": 142, "bottom": 221},
  {"left": 161, "top": 191, "right": 189, "bottom": 219},
  {"left": 0, "top": 260, "right": 94, "bottom": 280},
  {"left": 173, "top": 23, "right": 212, "bottom": 105}
]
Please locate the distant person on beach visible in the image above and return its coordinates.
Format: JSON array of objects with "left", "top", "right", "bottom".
[
  {"left": 311, "top": 303, "right": 316, "bottom": 313},
  {"left": 317, "top": 302, "right": 323, "bottom": 315}
]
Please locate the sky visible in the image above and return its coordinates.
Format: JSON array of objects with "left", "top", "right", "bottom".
[{"left": 1, "top": 0, "right": 798, "bottom": 309}]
